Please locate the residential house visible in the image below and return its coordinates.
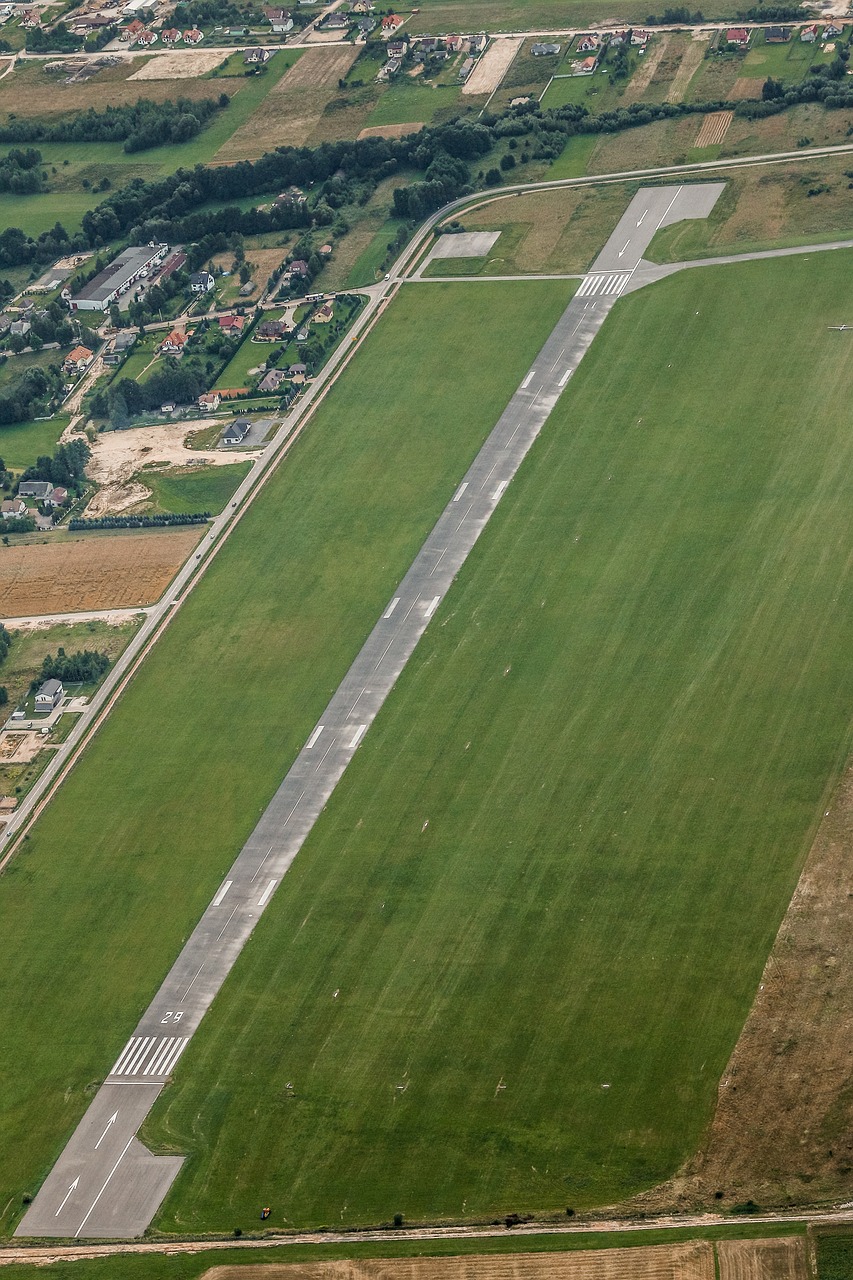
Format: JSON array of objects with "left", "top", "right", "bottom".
[
  {"left": 289, "top": 259, "right": 310, "bottom": 278},
  {"left": 381, "top": 12, "right": 402, "bottom": 32},
  {"left": 313, "top": 302, "right": 333, "bottom": 324},
  {"left": 631, "top": 28, "right": 649, "bottom": 44},
  {"left": 34, "top": 679, "right": 64, "bottom": 712},
  {"left": 135, "top": 29, "right": 158, "bottom": 44},
  {"left": 351, "top": 0, "right": 374, "bottom": 11},
  {"left": 20, "top": 8, "right": 40, "bottom": 26},
  {"left": 287, "top": 362, "right": 307, "bottom": 382},
  {"left": 103, "top": 330, "right": 137, "bottom": 365},
  {"left": 258, "top": 368, "right": 286, "bottom": 392},
  {"left": 18, "top": 480, "right": 52, "bottom": 499},
  {"left": 160, "top": 401, "right": 176, "bottom": 413},
  {"left": 0, "top": 314, "right": 11, "bottom": 336},
  {"left": 244, "top": 45, "right": 271, "bottom": 62},
  {"left": 576, "top": 33, "right": 599, "bottom": 51},
  {"left": 458, "top": 54, "right": 475, "bottom": 80},
  {"left": 33, "top": 670, "right": 63, "bottom": 704},
  {"left": 121, "top": 17, "right": 145, "bottom": 38},
  {"left": 9, "top": 319, "right": 30, "bottom": 337},
  {"left": 379, "top": 55, "right": 401, "bottom": 78},
  {"left": 800, "top": 22, "right": 819, "bottom": 41},
  {"left": 218, "top": 314, "right": 244, "bottom": 334},
  {"left": 239, "top": 281, "right": 255, "bottom": 296},
  {"left": 189, "top": 270, "right": 214, "bottom": 292},
  {"left": 1, "top": 497, "right": 26, "bottom": 519},
  {"left": 264, "top": 6, "right": 293, "bottom": 31},
  {"left": 49, "top": 486, "right": 68, "bottom": 507},
  {"left": 573, "top": 54, "right": 597, "bottom": 73},
  {"left": 296, "top": 325, "right": 309, "bottom": 341},
  {"left": 724, "top": 27, "right": 750, "bottom": 45},
  {"left": 198, "top": 391, "right": 221, "bottom": 410},
  {"left": 824, "top": 21, "right": 843, "bottom": 38},
  {"left": 531, "top": 41, "right": 560, "bottom": 55},
  {"left": 356, "top": 15, "right": 374, "bottom": 33},
  {"left": 160, "top": 329, "right": 187, "bottom": 354},
  {"left": 183, "top": 26, "right": 203, "bottom": 42},
  {"left": 445, "top": 33, "right": 464, "bottom": 51},
  {"left": 609, "top": 29, "right": 630, "bottom": 45},
  {"left": 222, "top": 417, "right": 251, "bottom": 444},
  {"left": 320, "top": 9, "right": 348, "bottom": 26},
  {"left": 469, "top": 30, "right": 487, "bottom": 53},
  {"left": 63, "top": 345, "right": 94, "bottom": 374},
  {"left": 255, "top": 318, "right": 290, "bottom": 341},
  {"left": 387, "top": 36, "right": 407, "bottom": 56},
  {"left": 764, "top": 25, "right": 791, "bottom": 41},
  {"left": 161, "top": 26, "right": 181, "bottom": 42}
]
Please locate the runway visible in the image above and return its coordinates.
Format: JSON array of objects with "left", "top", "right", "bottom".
[{"left": 16, "top": 182, "right": 724, "bottom": 1241}]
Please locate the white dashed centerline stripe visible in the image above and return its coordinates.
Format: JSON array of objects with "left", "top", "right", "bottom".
[
  {"left": 305, "top": 725, "right": 324, "bottom": 749},
  {"left": 349, "top": 724, "right": 367, "bottom": 750},
  {"left": 314, "top": 739, "right": 335, "bottom": 771},
  {"left": 430, "top": 548, "right": 447, "bottom": 577},
  {"left": 257, "top": 879, "right": 276, "bottom": 907},
  {"left": 216, "top": 904, "right": 238, "bottom": 941},
  {"left": 182, "top": 962, "right": 205, "bottom": 1001},
  {"left": 382, "top": 598, "right": 399, "bottom": 619},
  {"left": 212, "top": 880, "right": 231, "bottom": 907},
  {"left": 76, "top": 1136, "right": 135, "bottom": 1238},
  {"left": 455, "top": 501, "right": 473, "bottom": 533}
]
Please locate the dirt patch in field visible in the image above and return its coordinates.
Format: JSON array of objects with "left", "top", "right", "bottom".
[
  {"left": 358, "top": 121, "right": 424, "bottom": 139},
  {"left": 87, "top": 422, "right": 255, "bottom": 489},
  {"left": 204, "top": 1242, "right": 715, "bottom": 1280},
  {"left": 0, "top": 732, "right": 45, "bottom": 764},
  {"left": 623, "top": 33, "right": 670, "bottom": 102},
  {"left": 462, "top": 36, "right": 522, "bottom": 95},
  {"left": 716, "top": 1238, "right": 809, "bottom": 1280},
  {"left": 129, "top": 50, "right": 228, "bottom": 79},
  {"left": 85, "top": 481, "right": 152, "bottom": 518},
  {"left": 0, "top": 57, "right": 223, "bottom": 116},
  {"left": 0, "top": 529, "right": 202, "bottom": 615},
  {"left": 664, "top": 36, "right": 706, "bottom": 103},
  {"left": 728, "top": 76, "right": 761, "bottom": 102},
  {"left": 214, "top": 45, "right": 360, "bottom": 158},
  {"left": 695, "top": 110, "right": 733, "bottom": 147}
]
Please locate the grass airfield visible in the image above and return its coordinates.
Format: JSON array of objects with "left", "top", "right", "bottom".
[{"left": 140, "top": 250, "right": 853, "bottom": 1229}]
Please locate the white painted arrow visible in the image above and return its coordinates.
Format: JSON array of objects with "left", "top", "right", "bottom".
[
  {"left": 618, "top": 240, "right": 631, "bottom": 258},
  {"left": 94, "top": 1112, "right": 118, "bottom": 1150},
  {"left": 636, "top": 209, "right": 647, "bottom": 227},
  {"left": 55, "top": 1177, "right": 79, "bottom": 1216}
]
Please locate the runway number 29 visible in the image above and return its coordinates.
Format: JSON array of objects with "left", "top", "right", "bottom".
[{"left": 160, "top": 1011, "right": 184, "bottom": 1024}]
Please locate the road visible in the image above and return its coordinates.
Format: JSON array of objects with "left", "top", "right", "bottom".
[{"left": 15, "top": 183, "right": 726, "bottom": 1241}]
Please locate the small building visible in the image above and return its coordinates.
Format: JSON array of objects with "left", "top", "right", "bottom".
[
  {"left": 800, "top": 22, "right": 819, "bottom": 41},
  {"left": 239, "top": 281, "right": 255, "bottom": 296},
  {"left": 198, "top": 391, "right": 221, "bottom": 410},
  {"left": 218, "top": 314, "right": 244, "bottom": 334},
  {"left": 381, "top": 12, "right": 402, "bottom": 31},
  {"left": 609, "top": 29, "right": 630, "bottom": 45},
  {"left": 19, "top": 8, "right": 40, "bottom": 26},
  {"left": 135, "top": 28, "right": 157, "bottom": 44},
  {"left": 313, "top": 302, "right": 333, "bottom": 324},
  {"left": 255, "top": 318, "right": 289, "bottom": 341},
  {"left": 289, "top": 259, "right": 310, "bottom": 278},
  {"left": 576, "top": 33, "right": 599, "bottom": 52},
  {"left": 103, "top": 330, "right": 137, "bottom": 365},
  {"left": 296, "top": 325, "right": 309, "bottom": 341},
  {"left": 573, "top": 54, "right": 597, "bottom": 74},
  {"left": 824, "top": 21, "right": 843, "bottom": 38},
  {"left": 469, "top": 31, "right": 487, "bottom": 53},
  {"left": 189, "top": 270, "right": 214, "bottom": 293},
  {"left": 631, "top": 28, "right": 649, "bottom": 44},
  {"left": 49, "top": 486, "right": 68, "bottom": 507},
  {"left": 161, "top": 401, "right": 176, "bottom": 413},
  {"left": 18, "top": 480, "right": 52, "bottom": 499},
  {"left": 320, "top": 9, "right": 348, "bottom": 26},
  {"left": 244, "top": 45, "right": 271, "bottom": 62},
  {"left": 160, "top": 329, "right": 187, "bottom": 354},
  {"left": 531, "top": 41, "right": 560, "bottom": 55},
  {"left": 69, "top": 244, "right": 167, "bottom": 312},
  {"left": 222, "top": 417, "right": 251, "bottom": 445},
  {"left": 0, "top": 314, "right": 11, "bottom": 336},
  {"left": 357, "top": 15, "right": 375, "bottom": 33},
  {"left": 183, "top": 26, "right": 203, "bottom": 42},
  {"left": 264, "top": 6, "right": 293, "bottom": 30},
  {"left": 764, "top": 25, "right": 790, "bottom": 41},
  {"left": 156, "top": 250, "right": 187, "bottom": 282},
  {"left": 1, "top": 497, "right": 26, "bottom": 519},
  {"left": 458, "top": 54, "right": 475, "bottom": 80},
  {"left": 258, "top": 368, "right": 286, "bottom": 392},
  {"left": 161, "top": 26, "right": 181, "bottom": 42},
  {"left": 63, "top": 345, "right": 94, "bottom": 374},
  {"left": 387, "top": 36, "right": 407, "bottom": 55},
  {"left": 287, "top": 362, "right": 307, "bottom": 381},
  {"left": 725, "top": 27, "right": 750, "bottom": 45},
  {"left": 9, "top": 319, "right": 30, "bottom": 337},
  {"left": 121, "top": 16, "right": 145, "bottom": 38},
  {"left": 34, "top": 679, "right": 64, "bottom": 712}
]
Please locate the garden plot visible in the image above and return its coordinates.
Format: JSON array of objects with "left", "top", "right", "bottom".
[{"left": 695, "top": 110, "right": 733, "bottom": 146}]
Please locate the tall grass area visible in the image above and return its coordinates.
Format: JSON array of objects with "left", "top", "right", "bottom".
[
  {"left": 144, "top": 461, "right": 252, "bottom": 515},
  {"left": 143, "top": 252, "right": 853, "bottom": 1230},
  {"left": 0, "top": 280, "right": 573, "bottom": 1237}
]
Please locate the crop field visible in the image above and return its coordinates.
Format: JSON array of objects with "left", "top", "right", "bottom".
[
  {"left": 0, "top": 528, "right": 203, "bottom": 617},
  {"left": 143, "top": 461, "right": 252, "bottom": 515},
  {"left": 129, "top": 251, "right": 853, "bottom": 1231},
  {"left": 0, "top": 280, "right": 573, "bottom": 1237},
  {"left": 404, "top": 0, "right": 741, "bottom": 33},
  {"left": 0, "top": 57, "right": 225, "bottom": 118},
  {"left": 819, "top": 1231, "right": 853, "bottom": 1279}
]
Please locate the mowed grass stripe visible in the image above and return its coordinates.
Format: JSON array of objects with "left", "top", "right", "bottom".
[
  {"left": 0, "top": 281, "right": 573, "bottom": 1235},
  {"left": 146, "top": 253, "right": 853, "bottom": 1229}
]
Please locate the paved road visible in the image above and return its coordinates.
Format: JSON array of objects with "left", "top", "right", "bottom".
[{"left": 16, "top": 182, "right": 724, "bottom": 1241}]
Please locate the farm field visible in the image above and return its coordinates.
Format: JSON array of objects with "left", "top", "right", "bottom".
[
  {"left": 0, "top": 528, "right": 203, "bottom": 617},
  {"left": 143, "top": 461, "right": 252, "bottom": 515},
  {"left": 0, "top": 280, "right": 573, "bottom": 1237},
  {"left": 140, "top": 252, "right": 853, "bottom": 1230},
  {"left": 403, "top": 0, "right": 742, "bottom": 32},
  {"left": 819, "top": 1231, "right": 853, "bottom": 1278}
]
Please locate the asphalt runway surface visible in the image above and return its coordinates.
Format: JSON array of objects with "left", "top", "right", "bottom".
[{"left": 17, "top": 183, "right": 724, "bottom": 1241}]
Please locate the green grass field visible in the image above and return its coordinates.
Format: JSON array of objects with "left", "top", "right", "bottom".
[
  {"left": 144, "top": 461, "right": 252, "bottom": 515},
  {"left": 365, "top": 80, "right": 465, "bottom": 127},
  {"left": 137, "top": 251, "right": 853, "bottom": 1231},
  {"left": 818, "top": 1230, "right": 853, "bottom": 1278},
  {"left": 0, "top": 416, "right": 69, "bottom": 472},
  {"left": 213, "top": 326, "right": 266, "bottom": 390},
  {"left": 0, "top": 280, "right": 573, "bottom": 1238},
  {"left": 0, "top": 190, "right": 96, "bottom": 237}
]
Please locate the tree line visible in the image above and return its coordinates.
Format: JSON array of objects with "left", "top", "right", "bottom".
[
  {"left": 19, "top": 439, "right": 90, "bottom": 492},
  {"left": 69, "top": 513, "right": 210, "bottom": 530},
  {"left": 0, "top": 97, "right": 227, "bottom": 153},
  {"left": 31, "top": 647, "right": 110, "bottom": 689}
]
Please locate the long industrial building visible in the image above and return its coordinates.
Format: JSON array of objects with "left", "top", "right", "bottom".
[{"left": 68, "top": 244, "right": 168, "bottom": 312}]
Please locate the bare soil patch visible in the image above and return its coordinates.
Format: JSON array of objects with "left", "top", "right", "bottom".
[
  {"left": 728, "top": 76, "right": 761, "bottom": 102},
  {"left": 214, "top": 45, "right": 359, "bottom": 158},
  {"left": 0, "top": 732, "right": 45, "bottom": 765},
  {"left": 716, "top": 1238, "right": 808, "bottom": 1280},
  {"left": 358, "top": 121, "right": 424, "bottom": 139},
  {"left": 204, "top": 1243, "right": 715, "bottom": 1280},
  {"left": 87, "top": 422, "right": 255, "bottom": 489},
  {"left": 695, "top": 110, "right": 733, "bottom": 146},
  {"left": 0, "top": 57, "right": 223, "bottom": 115},
  {"left": 623, "top": 33, "right": 670, "bottom": 102},
  {"left": 129, "top": 49, "right": 228, "bottom": 79},
  {"left": 462, "top": 36, "right": 522, "bottom": 95},
  {"left": 664, "top": 37, "right": 706, "bottom": 103},
  {"left": 0, "top": 529, "right": 201, "bottom": 615}
]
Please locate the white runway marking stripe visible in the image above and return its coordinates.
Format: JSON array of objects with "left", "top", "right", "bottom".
[
  {"left": 521, "top": 371, "right": 534, "bottom": 389},
  {"left": 257, "top": 878, "right": 276, "bottom": 907},
  {"left": 577, "top": 272, "right": 631, "bottom": 298},
  {"left": 493, "top": 480, "right": 508, "bottom": 501},
  {"left": 110, "top": 1037, "right": 141, "bottom": 1076},
  {"left": 382, "top": 598, "right": 399, "bottom": 619},
  {"left": 212, "top": 880, "right": 232, "bottom": 907},
  {"left": 305, "top": 725, "right": 324, "bottom": 749},
  {"left": 349, "top": 724, "right": 367, "bottom": 749},
  {"left": 110, "top": 1036, "right": 189, "bottom": 1078},
  {"left": 452, "top": 482, "right": 468, "bottom": 502},
  {"left": 558, "top": 369, "right": 572, "bottom": 387},
  {"left": 424, "top": 595, "right": 441, "bottom": 619}
]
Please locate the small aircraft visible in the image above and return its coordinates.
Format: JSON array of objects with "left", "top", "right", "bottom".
[{"left": 828, "top": 325, "right": 853, "bottom": 331}]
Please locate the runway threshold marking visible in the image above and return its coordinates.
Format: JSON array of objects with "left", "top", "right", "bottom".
[
  {"left": 305, "top": 725, "right": 324, "bottom": 749},
  {"left": 257, "top": 879, "right": 276, "bottom": 907},
  {"left": 383, "top": 598, "right": 400, "bottom": 619},
  {"left": 558, "top": 369, "right": 572, "bottom": 387},
  {"left": 212, "top": 880, "right": 232, "bottom": 907},
  {"left": 349, "top": 724, "right": 367, "bottom": 749},
  {"left": 493, "top": 481, "right": 508, "bottom": 501}
]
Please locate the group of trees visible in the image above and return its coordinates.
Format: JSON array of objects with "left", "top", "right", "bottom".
[
  {"left": 26, "top": 21, "right": 82, "bottom": 51},
  {"left": 0, "top": 148, "right": 47, "bottom": 195},
  {"left": 0, "top": 366, "right": 59, "bottom": 426},
  {"left": 107, "top": 368, "right": 209, "bottom": 421},
  {"left": 19, "top": 439, "right": 90, "bottom": 492},
  {"left": 31, "top": 647, "right": 110, "bottom": 689},
  {"left": 0, "top": 97, "right": 227, "bottom": 153},
  {"left": 69, "top": 512, "right": 209, "bottom": 530},
  {"left": 0, "top": 623, "right": 10, "bottom": 707}
]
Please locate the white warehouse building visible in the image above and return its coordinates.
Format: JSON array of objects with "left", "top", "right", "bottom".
[{"left": 68, "top": 244, "right": 168, "bottom": 312}]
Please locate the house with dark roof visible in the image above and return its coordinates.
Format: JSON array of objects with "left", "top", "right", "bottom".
[
  {"left": 18, "top": 480, "right": 52, "bottom": 500},
  {"left": 222, "top": 417, "right": 251, "bottom": 445},
  {"left": 532, "top": 41, "right": 560, "bottom": 55},
  {"left": 764, "top": 25, "right": 790, "bottom": 40},
  {"left": 34, "top": 679, "right": 64, "bottom": 712}
]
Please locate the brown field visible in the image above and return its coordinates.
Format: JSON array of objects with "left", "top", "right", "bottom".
[
  {"left": 214, "top": 45, "right": 361, "bottom": 159},
  {"left": 460, "top": 185, "right": 622, "bottom": 273},
  {"left": 622, "top": 33, "right": 670, "bottom": 102},
  {"left": 129, "top": 49, "right": 228, "bottom": 79},
  {"left": 588, "top": 115, "right": 697, "bottom": 173},
  {"left": 204, "top": 1243, "right": 716, "bottom": 1280},
  {"left": 0, "top": 529, "right": 202, "bottom": 616},
  {"left": 0, "top": 57, "right": 225, "bottom": 116},
  {"left": 727, "top": 76, "right": 761, "bottom": 101},
  {"left": 716, "top": 1239, "right": 809, "bottom": 1280},
  {"left": 462, "top": 36, "right": 523, "bottom": 95},
  {"left": 664, "top": 35, "right": 707, "bottom": 103},
  {"left": 358, "top": 122, "right": 424, "bottom": 139},
  {"left": 695, "top": 109, "right": 733, "bottom": 146}
]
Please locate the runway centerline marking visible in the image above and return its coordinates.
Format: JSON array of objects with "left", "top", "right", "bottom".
[
  {"left": 655, "top": 185, "right": 683, "bottom": 230},
  {"left": 350, "top": 688, "right": 366, "bottom": 714},
  {"left": 481, "top": 459, "right": 499, "bottom": 490},
  {"left": 257, "top": 879, "right": 276, "bottom": 907},
  {"left": 373, "top": 636, "right": 395, "bottom": 671},
  {"left": 504, "top": 422, "right": 522, "bottom": 449},
  {"left": 430, "top": 548, "right": 447, "bottom": 577},
  {"left": 455, "top": 500, "right": 474, "bottom": 532},
  {"left": 314, "top": 739, "right": 335, "bottom": 771},
  {"left": 216, "top": 904, "right": 238, "bottom": 941},
  {"left": 182, "top": 963, "right": 206, "bottom": 1000},
  {"left": 382, "top": 598, "right": 399, "bottom": 619},
  {"left": 212, "top": 880, "right": 232, "bottom": 907},
  {"left": 76, "top": 1135, "right": 135, "bottom": 1237},
  {"left": 305, "top": 725, "right": 324, "bottom": 749}
]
